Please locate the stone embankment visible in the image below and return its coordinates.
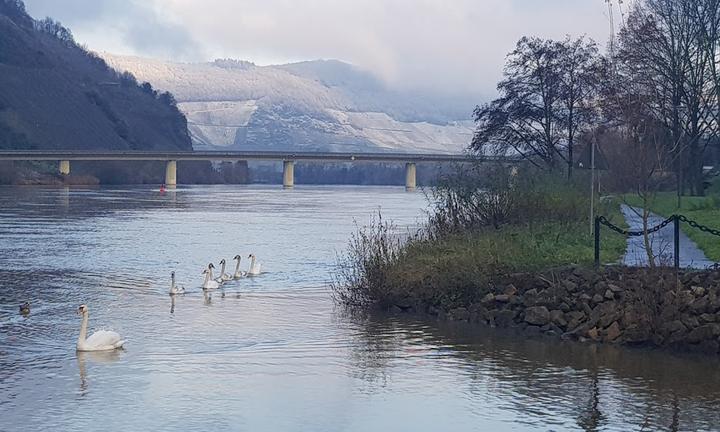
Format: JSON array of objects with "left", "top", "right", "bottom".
[{"left": 418, "top": 266, "right": 720, "bottom": 354}]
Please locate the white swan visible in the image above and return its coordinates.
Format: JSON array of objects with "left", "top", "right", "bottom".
[
  {"left": 169, "top": 271, "right": 185, "bottom": 296},
  {"left": 247, "top": 254, "right": 262, "bottom": 276},
  {"left": 203, "top": 265, "right": 220, "bottom": 290},
  {"left": 232, "top": 255, "right": 247, "bottom": 279},
  {"left": 217, "top": 259, "right": 233, "bottom": 282},
  {"left": 76, "top": 304, "right": 125, "bottom": 352}
]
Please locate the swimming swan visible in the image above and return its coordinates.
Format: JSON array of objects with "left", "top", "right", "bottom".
[
  {"left": 247, "top": 254, "right": 262, "bottom": 276},
  {"left": 232, "top": 255, "right": 247, "bottom": 279},
  {"left": 217, "top": 259, "right": 233, "bottom": 282},
  {"left": 76, "top": 304, "right": 125, "bottom": 352},
  {"left": 169, "top": 271, "right": 185, "bottom": 296},
  {"left": 203, "top": 265, "right": 220, "bottom": 290}
]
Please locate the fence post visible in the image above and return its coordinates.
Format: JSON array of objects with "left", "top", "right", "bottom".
[
  {"left": 594, "top": 217, "right": 601, "bottom": 269},
  {"left": 674, "top": 215, "right": 680, "bottom": 270}
]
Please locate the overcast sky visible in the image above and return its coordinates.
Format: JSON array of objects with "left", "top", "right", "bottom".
[{"left": 24, "top": 0, "right": 619, "bottom": 98}]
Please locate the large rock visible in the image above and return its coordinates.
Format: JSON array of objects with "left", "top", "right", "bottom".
[
  {"left": 524, "top": 306, "right": 550, "bottom": 326},
  {"left": 691, "top": 296, "right": 710, "bottom": 313},
  {"left": 692, "top": 286, "right": 707, "bottom": 297},
  {"left": 504, "top": 284, "right": 518, "bottom": 296},
  {"left": 604, "top": 322, "right": 621, "bottom": 342},
  {"left": 562, "top": 279, "right": 578, "bottom": 292},
  {"left": 495, "top": 310, "right": 517, "bottom": 327},
  {"left": 494, "top": 294, "right": 511, "bottom": 303},
  {"left": 687, "top": 324, "right": 720, "bottom": 344},
  {"left": 624, "top": 326, "right": 651, "bottom": 344},
  {"left": 565, "top": 311, "right": 586, "bottom": 331},
  {"left": 608, "top": 283, "right": 624, "bottom": 293},
  {"left": 550, "top": 310, "right": 567, "bottom": 327},
  {"left": 660, "top": 320, "right": 687, "bottom": 335},
  {"left": 449, "top": 307, "right": 469, "bottom": 321},
  {"left": 481, "top": 293, "right": 495, "bottom": 304}
]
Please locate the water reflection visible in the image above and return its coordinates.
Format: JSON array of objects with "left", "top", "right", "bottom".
[
  {"left": 77, "top": 350, "right": 122, "bottom": 397},
  {"left": 576, "top": 372, "right": 603, "bottom": 432},
  {"left": 346, "top": 311, "right": 720, "bottom": 431},
  {"left": 203, "top": 290, "right": 212, "bottom": 306},
  {"left": 170, "top": 295, "right": 175, "bottom": 314}
]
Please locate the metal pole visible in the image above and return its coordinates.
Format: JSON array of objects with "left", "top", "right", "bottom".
[
  {"left": 594, "top": 217, "right": 601, "bottom": 268},
  {"left": 674, "top": 215, "right": 680, "bottom": 270},
  {"left": 590, "top": 135, "right": 596, "bottom": 235}
]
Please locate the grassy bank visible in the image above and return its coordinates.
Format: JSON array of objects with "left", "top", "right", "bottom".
[
  {"left": 333, "top": 168, "right": 627, "bottom": 311},
  {"left": 379, "top": 219, "right": 626, "bottom": 310},
  {"left": 624, "top": 192, "right": 720, "bottom": 261}
]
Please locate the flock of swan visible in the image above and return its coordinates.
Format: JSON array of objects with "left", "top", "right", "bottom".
[
  {"left": 22, "top": 254, "right": 264, "bottom": 353},
  {"left": 197, "top": 254, "right": 262, "bottom": 291}
]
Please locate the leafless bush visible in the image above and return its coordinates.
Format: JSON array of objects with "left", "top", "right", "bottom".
[
  {"left": 331, "top": 213, "right": 405, "bottom": 308},
  {"left": 427, "top": 164, "right": 589, "bottom": 238}
]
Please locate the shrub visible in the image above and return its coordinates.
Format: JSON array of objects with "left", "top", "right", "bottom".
[
  {"left": 331, "top": 214, "right": 406, "bottom": 308},
  {"left": 428, "top": 164, "right": 590, "bottom": 237}
]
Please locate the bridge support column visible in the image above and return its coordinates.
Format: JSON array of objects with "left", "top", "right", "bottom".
[
  {"left": 59, "top": 160, "right": 70, "bottom": 176},
  {"left": 165, "top": 160, "right": 177, "bottom": 187},
  {"left": 283, "top": 160, "right": 294, "bottom": 189},
  {"left": 405, "top": 162, "right": 416, "bottom": 191}
]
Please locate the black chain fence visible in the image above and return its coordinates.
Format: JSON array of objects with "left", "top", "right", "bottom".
[
  {"left": 597, "top": 215, "right": 675, "bottom": 237},
  {"left": 678, "top": 215, "right": 720, "bottom": 237},
  {"left": 594, "top": 214, "right": 720, "bottom": 268}
]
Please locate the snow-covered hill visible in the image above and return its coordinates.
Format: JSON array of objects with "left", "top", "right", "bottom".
[{"left": 103, "top": 54, "right": 476, "bottom": 153}]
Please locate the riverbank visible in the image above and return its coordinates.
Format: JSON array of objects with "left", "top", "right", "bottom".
[
  {"left": 387, "top": 265, "right": 720, "bottom": 355},
  {"left": 332, "top": 167, "right": 720, "bottom": 356},
  {"left": 624, "top": 192, "right": 720, "bottom": 261}
]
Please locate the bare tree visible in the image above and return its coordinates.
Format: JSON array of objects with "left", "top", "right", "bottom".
[
  {"left": 614, "top": 0, "right": 717, "bottom": 197},
  {"left": 472, "top": 37, "right": 565, "bottom": 170},
  {"left": 558, "top": 36, "right": 600, "bottom": 179},
  {"left": 472, "top": 36, "right": 601, "bottom": 178}
]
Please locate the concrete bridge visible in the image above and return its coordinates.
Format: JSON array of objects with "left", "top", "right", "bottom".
[{"left": 0, "top": 150, "right": 495, "bottom": 189}]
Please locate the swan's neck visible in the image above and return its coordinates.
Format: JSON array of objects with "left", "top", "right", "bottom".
[
  {"left": 250, "top": 256, "right": 256, "bottom": 269},
  {"left": 203, "top": 271, "right": 211, "bottom": 286},
  {"left": 78, "top": 312, "right": 89, "bottom": 347},
  {"left": 234, "top": 259, "right": 241, "bottom": 275},
  {"left": 171, "top": 273, "right": 176, "bottom": 289},
  {"left": 220, "top": 261, "right": 226, "bottom": 275}
]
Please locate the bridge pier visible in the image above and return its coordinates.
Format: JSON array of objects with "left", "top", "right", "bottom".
[
  {"left": 405, "top": 162, "right": 417, "bottom": 191},
  {"left": 283, "top": 160, "right": 294, "bottom": 188},
  {"left": 165, "top": 160, "right": 177, "bottom": 187},
  {"left": 59, "top": 160, "right": 70, "bottom": 176}
]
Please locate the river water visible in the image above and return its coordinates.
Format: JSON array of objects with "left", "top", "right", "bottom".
[{"left": 1, "top": 185, "right": 720, "bottom": 432}]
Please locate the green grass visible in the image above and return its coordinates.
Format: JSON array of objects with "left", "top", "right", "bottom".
[
  {"left": 381, "top": 216, "right": 627, "bottom": 310},
  {"left": 624, "top": 192, "right": 720, "bottom": 261}
]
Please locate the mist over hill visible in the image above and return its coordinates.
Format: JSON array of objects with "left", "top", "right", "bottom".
[{"left": 103, "top": 54, "right": 476, "bottom": 154}]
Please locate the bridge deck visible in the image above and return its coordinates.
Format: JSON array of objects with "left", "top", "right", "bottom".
[{"left": 0, "top": 150, "right": 491, "bottom": 163}]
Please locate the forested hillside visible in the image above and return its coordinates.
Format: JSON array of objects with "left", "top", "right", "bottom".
[
  {"left": 0, "top": 0, "right": 191, "bottom": 151},
  {"left": 0, "top": 0, "right": 239, "bottom": 184}
]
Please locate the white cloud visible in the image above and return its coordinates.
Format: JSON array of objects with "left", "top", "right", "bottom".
[{"left": 23, "top": 0, "right": 615, "bottom": 97}]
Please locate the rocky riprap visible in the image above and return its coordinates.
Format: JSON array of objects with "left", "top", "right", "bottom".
[{"left": 411, "top": 266, "right": 720, "bottom": 355}]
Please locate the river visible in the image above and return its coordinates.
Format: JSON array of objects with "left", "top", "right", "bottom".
[{"left": 1, "top": 185, "right": 719, "bottom": 432}]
